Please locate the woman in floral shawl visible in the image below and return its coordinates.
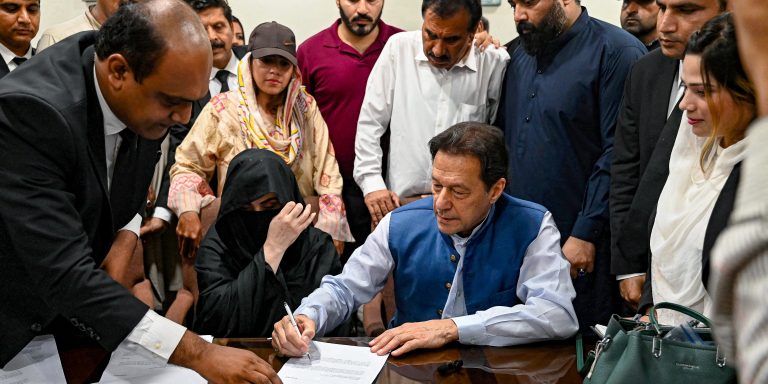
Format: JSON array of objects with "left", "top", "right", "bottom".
[{"left": 169, "top": 21, "right": 353, "bottom": 258}]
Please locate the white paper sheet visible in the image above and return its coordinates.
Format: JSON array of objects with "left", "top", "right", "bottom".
[
  {"left": 0, "top": 335, "right": 66, "bottom": 384},
  {"left": 278, "top": 341, "right": 389, "bottom": 384},
  {"left": 98, "top": 335, "right": 213, "bottom": 384}
]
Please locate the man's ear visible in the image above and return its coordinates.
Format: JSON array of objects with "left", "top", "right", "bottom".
[
  {"left": 105, "top": 53, "right": 132, "bottom": 90},
  {"left": 488, "top": 178, "right": 506, "bottom": 204}
]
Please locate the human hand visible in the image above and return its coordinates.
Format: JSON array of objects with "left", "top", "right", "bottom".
[
  {"left": 619, "top": 274, "right": 646, "bottom": 310},
  {"left": 170, "top": 331, "right": 280, "bottom": 384},
  {"left": 364, "top": 189, "right": 400, "bottom": 228},
  {"left": 562, "top": 236, "right": 596, "bottom": 279},
  {"left": 369, "top": 319, "right": 459, "bottom": 357},
  {"left": 473, "top": 30, "right": 500, "bottom": 51},
  {"left": 177, "top": 211, "right": 202, "bottom": 259},
  {"left": 263, "top": 202, "right": 315, "bottom": 272},
  {"left": 272, "top": 315, "right": 316, "bottom": 357},
  {"left": 140, "top": 217, "right": 169, "bottom": 238}
]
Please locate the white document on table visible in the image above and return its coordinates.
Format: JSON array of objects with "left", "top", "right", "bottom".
[
  {"left": 98, "top": 335, "right": 213, "bottom": 384},
  {"left": 278, "top": 341, "right": 389, "bottom": 384},
  {"left": 0, "top": 335, "right": 66, "bottom": 384}
]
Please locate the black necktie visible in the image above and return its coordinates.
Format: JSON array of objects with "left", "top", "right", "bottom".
[
  {"left": 11, "top": 57, "right": 27, "bottom": 66},
  {"left": 111, "top": 129, "right": 138, "bottom": 203},
  {"left": 214, "top": 69, "right": 230, "bottom": 94}
]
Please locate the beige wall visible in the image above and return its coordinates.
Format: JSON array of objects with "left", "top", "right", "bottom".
[{"left": 34, "top": 0, "right": 623, "bottom": 47}]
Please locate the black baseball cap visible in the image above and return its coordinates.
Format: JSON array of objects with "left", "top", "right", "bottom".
[{"left": 248, "top": 21, "right": 297, "bottom": 66}]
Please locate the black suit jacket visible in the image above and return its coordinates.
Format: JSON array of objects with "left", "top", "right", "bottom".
[
  {"left": 638, "top": 163, "right": 742, "bottom": 311},
  {"left": 155, "top": 45, "right": 247, "bottom": 210},
  {"left": 0, "top": 32, "right": 162, "bottom": 366},
  {"left": 0, "top": 58, "right": 8, "bottom": 78},
  {"left": 610, "top": 49, "right": 682, "bottom": 275}
]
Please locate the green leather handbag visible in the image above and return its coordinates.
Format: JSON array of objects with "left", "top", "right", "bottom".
[{"left": 579, "top": 302, "right": 736, "bottom": 384}]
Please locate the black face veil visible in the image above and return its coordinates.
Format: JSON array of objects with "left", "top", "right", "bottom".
[{"left": 215, "top": 149, "right": 305, "bottom": 259}]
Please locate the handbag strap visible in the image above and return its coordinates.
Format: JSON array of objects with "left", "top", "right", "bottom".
[
  {"left": 649, "top": 302, "right": 713, "bottom": 334},
  {"left": 576, "top": 333, "right": 585, "bottom": 372}
]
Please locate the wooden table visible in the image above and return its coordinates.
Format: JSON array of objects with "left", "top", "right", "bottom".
[{"left": 214, "top": 337, "right": 584, "bottom": 383}]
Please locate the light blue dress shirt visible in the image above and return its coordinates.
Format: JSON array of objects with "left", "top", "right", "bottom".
[{"left": 296, "top": 209, "right": 579, "bottom": 346}]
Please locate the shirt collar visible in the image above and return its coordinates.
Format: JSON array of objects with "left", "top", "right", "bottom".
[
  {"left": 93, "top": 65, "right": 127, "bottom": 137},
  {"left": 0, "top": 42, "right": 32, "bottom": 66},
  {"left": 209, "top": 50, "right": 239, "bottom": 80},
  {"left": 449, "top": 203, "right": 494, "bottom": 245},
  {"left": 415, "top": 38, "right": 478, "bottom": 72},
  {"left": 85, "top": 6, "right": 102, "bottom": 30},
  {"left": 323, "top": 19, "right": 344, "bottom": 48}
]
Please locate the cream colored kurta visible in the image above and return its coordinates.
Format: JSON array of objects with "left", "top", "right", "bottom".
[{"left": 36, "top": 9, "right": 101, "bottom": 52}]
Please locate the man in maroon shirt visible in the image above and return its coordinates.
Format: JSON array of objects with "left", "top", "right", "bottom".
[{"left": 297, "top": 0, "right": 403, "bottom": 262}]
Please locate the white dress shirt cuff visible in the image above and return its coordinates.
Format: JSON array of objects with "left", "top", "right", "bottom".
[
  {"left": 125, "top": 310, "right": 187, "bottom": 362},
  {"left": 152, "top": 207, "right": 173, "bottom": 223},
  {"left": 617, "top": 273, "right": 645, "bottom": 281},
  {"left": 119, "top": 214, "right": 143, "bottom": 237},
  {"left": 358, "top": 177, "right": 388, "bottom": 198},
  {"left": 450, "top": 314, "right": 485, "bottom": 345}
]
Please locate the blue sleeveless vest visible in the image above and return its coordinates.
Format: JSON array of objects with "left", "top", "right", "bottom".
[{"left": 388, "top": 194, "right": 546, "bottom": 326}]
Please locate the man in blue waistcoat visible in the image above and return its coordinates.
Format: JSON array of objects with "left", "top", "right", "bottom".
[{"left": 272, "top": 122, "right": 578, "bottom": 357}]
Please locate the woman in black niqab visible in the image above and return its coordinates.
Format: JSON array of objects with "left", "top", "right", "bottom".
[{"left": 194, "top": 149, "right": 341, "bottom": 337}]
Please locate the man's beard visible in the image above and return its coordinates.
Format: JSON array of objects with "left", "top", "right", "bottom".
[
  {"left": 622, "top": 18, "right": 657, "bottom": 40},
  {"left": 516, "top": 1, "right": 568, "bottom": 56},
  {"left": 339, "top": 6, "right": 381, "bottom": 37}
]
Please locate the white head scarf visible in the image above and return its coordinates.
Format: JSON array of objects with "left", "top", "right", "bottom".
[{"left": 651, "top": 112, "right": 746, "bottom": 325}]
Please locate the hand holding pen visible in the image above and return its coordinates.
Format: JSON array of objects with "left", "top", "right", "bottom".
[
  {"left": 283, "top": 302, "right": 312, "bottom": 360},
  {"left": 271, "top": 303, "right": 317, "bottom": 358}
]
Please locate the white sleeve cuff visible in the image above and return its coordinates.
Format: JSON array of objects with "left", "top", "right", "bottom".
[
  {"left": 450, "top": 315, "right": 485, "bottom": 345},
  {"left": 152, "top": 207, "right": 173, "bottom": 223},
  {"left": 124, "top": 310, "right": 187, "bottom": 362},
  {"left": 358, "top": 176, "right": 388, "bottom": 197},
  {"left": 120, "top": 214, "right": 143, "bottom": 237},
  {"left": 617, "top": 273, "right": 645, "bottom": 281}
]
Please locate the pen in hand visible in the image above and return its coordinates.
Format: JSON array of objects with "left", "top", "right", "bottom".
[{"left": 283, "top": 301, "right": 312, "bottom": 360}]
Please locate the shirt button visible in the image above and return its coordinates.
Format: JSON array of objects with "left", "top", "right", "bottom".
[
  {"left": 154, "top": 342, "right": 162, "bottom": 350},
  {"left": 450, "top": 255, "right": 457, "bottom": 262},
  {"left": 530, "top": 92, "right": 536, "bottom": 99},
  {"left": 437, "top": 309, "right": 443, "bottom": 316},
  {"left": 30, "top": 323, "right": 42, "bottom": 333},
  {"left": 445, "top": 282, "right": 452, "bottom": 289},
  {"left": 525, "top": 116, "right": 531, "bottom": 122},
  {"left": 537, "top": 69, "right": 543, "bottom": 74}
]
